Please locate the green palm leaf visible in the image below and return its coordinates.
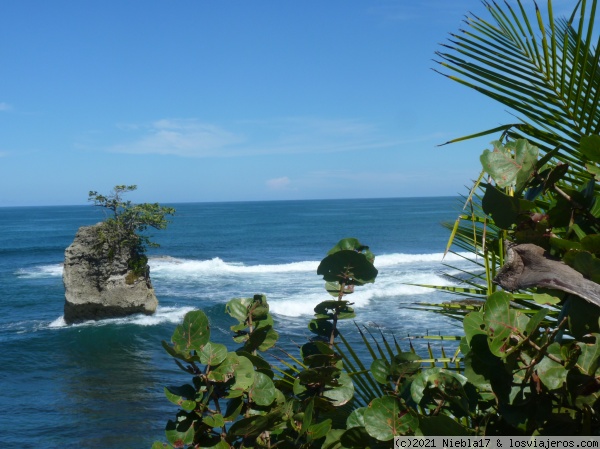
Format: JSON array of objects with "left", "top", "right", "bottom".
[{"left": 436, "top": 0, "right": 600, "bottom": 177}]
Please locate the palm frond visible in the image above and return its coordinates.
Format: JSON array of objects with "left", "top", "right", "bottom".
[{"left": 437, "top": 0, "right": 600, "bottom": 176}]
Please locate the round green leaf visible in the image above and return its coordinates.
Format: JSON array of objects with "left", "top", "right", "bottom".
[
  {"left": 346, "top": 407, "right": 367, "bottom": 428},
  {"left": 463, "top": 310, "right": 486, "bottom": 344},
  {"left": 208, "top": 352, "right": 255, "bottom": 392},
  {"left": 391, "top": 352, "right": 421, "bottom": 377},
  {"left": 199, "top": 342, "right": 227, "bottom": 366},
  {"left": 203, "top": 413, "right": 225, "bottom": 429},
  {"left": 536, "top": 342, "right": 568, "bottom": 390},
  {"left": 576, "top": 334, "right": 600, "bottom": 376},
  {"left": 164, "top": 385, "right": 196, "bottom": 411},
  {"left": 364, "top": 396, "right": 416, "bottom": 441},
  {"left": 480, "top": 139, "right": 538, "bottom": 190},
  {"left": 171, "top": 310, "right": 210, "bottom": 352},
  {"left": 165, "top": 411, "right": 196, "bottom": 447},
  {"left": 323, "top": 371, "right": 354, "bottom": 406},
  {"left": 231, "top": 354, "right": 255, "bottom": 391},
  {"left": 370, "top": 359, "right": 391, "bottom": 384},
  {"left": 307, "top": 419, "right": 332, "bottom": 441},
  {"left": 484, "top": 291, "right": 530, "bottom": 358},
  {"left": 481, "top": 184, "right": 534, "bottom": 229},
  {"left": 249, "top": 372, "right": 277, "bottom": 406},
  {"left": 317, "top": 250, "right": 378, "bottom": 285},
  {"left": 225, "top": 297, "right": 252, "bottom": 324},
  {"left": 532, "top": 293, "right": 561, "bottom": 306}
]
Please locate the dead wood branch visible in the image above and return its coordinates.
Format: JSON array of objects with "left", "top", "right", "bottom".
[{"left": 493, "top": 243, "right": 600, "bottom": 308}]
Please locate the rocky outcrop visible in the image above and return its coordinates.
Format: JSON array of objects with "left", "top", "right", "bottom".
[{"left": 63, "top": 223, "right": 158, "bottom": 324}]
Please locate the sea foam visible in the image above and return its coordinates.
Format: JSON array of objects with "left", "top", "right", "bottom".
[{"left": 47, "top": 306, "right": 196, "bottom": 329}]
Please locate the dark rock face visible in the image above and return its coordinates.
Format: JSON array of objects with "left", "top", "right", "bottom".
[{"left": 63, "top": 223, "right": 158, "bottom": 324}]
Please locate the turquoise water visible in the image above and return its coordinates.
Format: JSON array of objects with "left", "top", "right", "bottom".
[{"left": 0, "top": 197, "right": 469, "bottom": 448}]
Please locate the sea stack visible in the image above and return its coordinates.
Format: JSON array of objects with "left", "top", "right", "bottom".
[{"left": 62, "top": 223, "right": 158, "bottom": 324}]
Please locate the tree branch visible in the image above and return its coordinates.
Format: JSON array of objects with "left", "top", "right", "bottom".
[{"left": 494, "top": 242, "right": 600, "bottom": 308}]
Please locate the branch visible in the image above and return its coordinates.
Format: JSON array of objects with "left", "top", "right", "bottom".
[{"left": 494, "top": 243, "right": 600, "bottom": 308}]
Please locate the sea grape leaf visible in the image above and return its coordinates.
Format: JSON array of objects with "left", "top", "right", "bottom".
[
  {"left": 532, "top": 293, "right": 561, "bottom": 306},
  {"left": 208, "top": 352, "right": 240, "bottom": 383},
  {"left": 327, "top": 238, "right": 374, "bottom": 264},
  {"left": 370, "top": 359, "right": 391, "bottom": 384},
  {"left": 308, "top": 318, "right": 335, "bottom": 338},
  {"left": 480, "top": 139, "right": 538, "bottom": 190},
  {"left": 576, "top": 334, "right": 600, "bottom": 376},
  {"left": 536, "top": 342, "right": 568, "bottom": 390},
  {"left": 463, "top": 310, "right": 486, "bottom": 344},
  {"left": 390, "top": 352, "right": 421, "bottom": 377},
  {"left": 323, "top": 371, "right": 354, "bottom": 406},
  {"left": 165, "top": 411, "right": 196, "bottom": 447},
  {"left": 248, "top": 372, "right": 277, "bottom": 406},
  {"left": 224, "top": 397, "right": 244, "bottom": 421},
  {"left": 317, "top": 250, "right": 378, "bottom": 285},
  {"left": 199, "top": 342, "right": 227, "bottom": 366},
  {"left": 161, "top": 340, "right": 199, "bottom": 363},
  {"left": 203, "top": 413, "right": 225, "bottom": 429},
  {"left": 171, "top": 310, "right": 210, "bottom": 352},
  {"left": 307, "top": 419, "right": 332, "bottom": 441},
  {"left": 258, "top": 328, "right": 278, "bottom": 351},
  {"left": 483, "top": 291, "right": 530, "bottom": 358},
  {"left": 410, "top": 368, "right": 470, "bottom": 415},
  {"left": 346, "top": 407, "right": 367, "bottom": 428},
  {"left": 325, "top": 281, "right": 354, "bottom": 297},
  {"left": 164, "top": 385, "right": 196, "bottom": 411},
  {"left": 151, "top": 443, "right": 169, "bottom": 449},
  {"left": 363, "top": 396, "right": 416, "bottom": 441},
  {"left": 243, "top": 324, "right": 278, "bottom": 353},
  {"left": 248, "top": 294, "right": 270, "bottom": 321},
  {"left": 481, "top": 184, "right": 534, "bottom": 229},
  {"left": 230, "top": 354, "right": 255, "bottom": 392},
  {"left": 228, "top": 415, "right": 270, "bottom": 438},
  {"left": 313, "top": 300, "right": 355, "bottom": 320},
  {"left": 462, "top": 349, "right": 492, "bottom": 394},
  {"left": 322, "top": 429, "right": 345, "bottom": 449},
  {"left": 225, "top": 297, "right": 252, "bottom": 324},
  {"left": 542, "top": 163, "right": 569, "bottom": 192},
  {"left": 208, "top": 352, "right": 255, "bottom": 392}
]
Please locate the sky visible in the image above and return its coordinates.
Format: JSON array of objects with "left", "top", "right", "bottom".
[{"left": 0, "top": 1, "right": 576, "bottom": 206}]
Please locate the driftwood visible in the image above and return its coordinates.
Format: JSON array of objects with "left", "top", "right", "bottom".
[{"left": 494, "top": 243, "right": 600, "bottom": 308}]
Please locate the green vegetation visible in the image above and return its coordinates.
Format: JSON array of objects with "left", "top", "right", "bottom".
[
  {"left": 153, "top": 0, "right": 600, "bottom": 444},
  {"left": 89, "top": 185, "right": 175, "bottom": 276}
]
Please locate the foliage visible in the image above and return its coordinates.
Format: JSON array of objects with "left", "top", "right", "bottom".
[
  {"left": 88, "top": 185, "right": 175, "bottom": 276},
  {"left": 154, "top": 0, "right": 600, "bottom": 443},
  {"left": 155, "top": 239, "right": 524, "bottom": 447},
  {"left": 424, "top": 0, "right": 600, "bottom": 435}
]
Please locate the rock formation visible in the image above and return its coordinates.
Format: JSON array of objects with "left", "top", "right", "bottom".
[{"left": 63, "top": 223, "right": 158, "bottom": 324}]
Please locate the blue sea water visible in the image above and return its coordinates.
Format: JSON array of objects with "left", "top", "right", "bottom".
[{"left": 0, "top": 197, "right": 472, "bottom": 448}]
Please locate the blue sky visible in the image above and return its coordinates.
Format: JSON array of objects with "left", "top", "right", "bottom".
[{"left": 0, "top": 1, "right": 572, "bottom": 206}]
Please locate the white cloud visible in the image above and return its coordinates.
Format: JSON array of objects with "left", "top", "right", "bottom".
[
  {"left": 109, "top": 119, "right": 244, "bottom": 157},
  {"left": 266, "top": 177, "right": 291, "bottom": 190},
  {"left": 106, "top": 116, "right": 431, "bottom": 158},
  {"left": 0, "top": 102, "right": 12, "bottom": 111}
]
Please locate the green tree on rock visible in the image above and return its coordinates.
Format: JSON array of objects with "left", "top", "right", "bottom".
[{"left": 88, "top": 185, "right": 175, "bottom": 277}]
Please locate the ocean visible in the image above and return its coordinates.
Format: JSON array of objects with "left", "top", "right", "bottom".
[{"left": 0, "top": 197, "right": 472, "bottom": 448}]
